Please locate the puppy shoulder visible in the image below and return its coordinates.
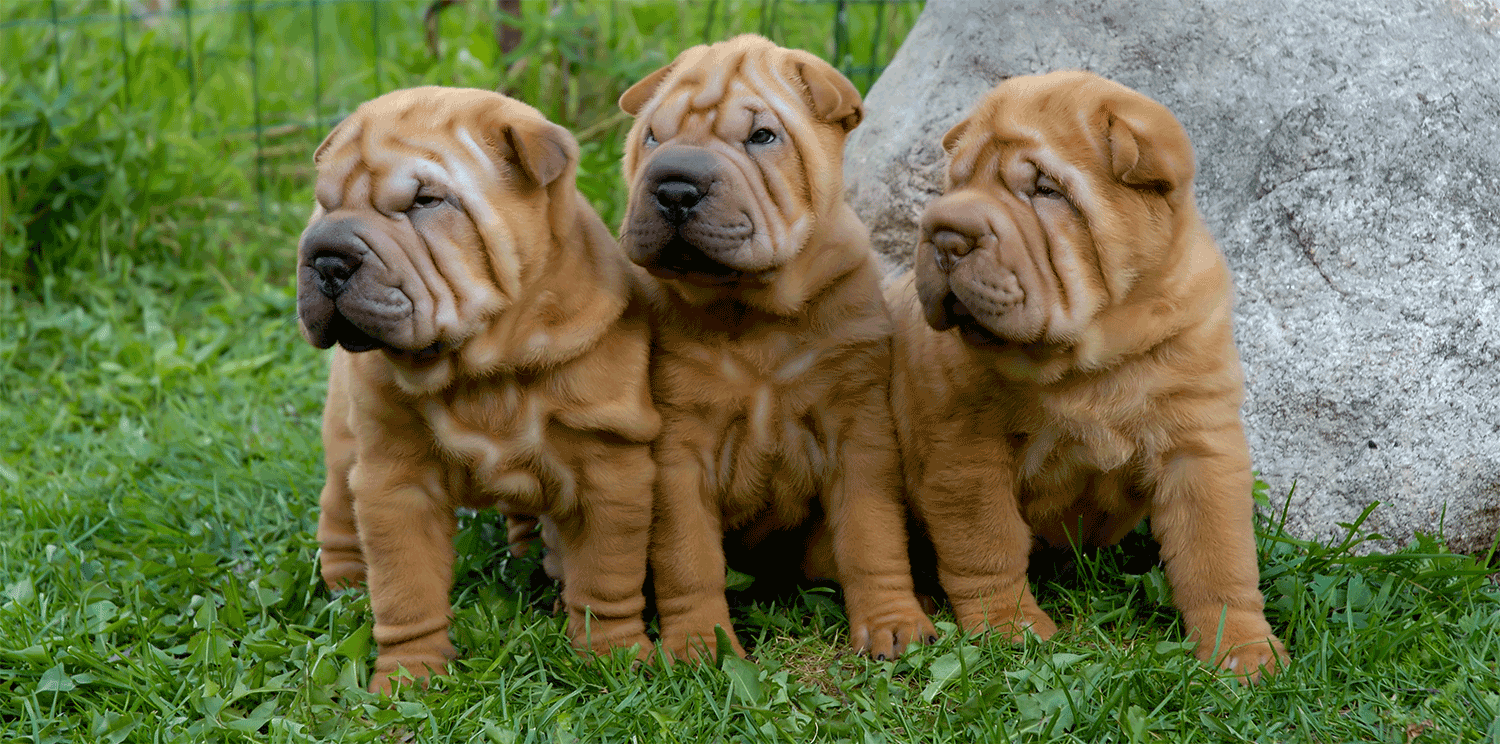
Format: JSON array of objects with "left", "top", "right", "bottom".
[
  {"left": 335, "top": 353, "right": 442, "bottom": 460},
  {"left": 550, "top": 323, "right": 661, "bottom": 445}
]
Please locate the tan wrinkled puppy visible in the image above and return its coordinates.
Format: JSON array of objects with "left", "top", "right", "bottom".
[
  {"left": 297, "top": 87, "right": 659, "bottom": 693},
  {"left": 887, "top": 71, "right": 1289, "bottom": 682},
  {"left": 618, "top": 35, "right": 934, "bottom": 661}
]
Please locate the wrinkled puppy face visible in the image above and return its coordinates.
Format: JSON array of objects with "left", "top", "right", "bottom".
[
  {"left": 617, "top": 34, "right": 862, "bottom": 293},
  {"left": 296, "top": 87, "right": 577, "bottom": 357},
  {"left": 915, "top": 71, "right": 1197, "bottom": 350}
]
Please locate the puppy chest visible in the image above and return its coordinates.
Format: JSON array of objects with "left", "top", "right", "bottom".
[
  {"left": 420, "top": 387, "right": 577, "bottom": 512},
  {"left": 1017, "top": 424, "right": 1133, "bottom": 480},
  {"left": 1012, "top": 424, "right": 1152, "bottom": 528},
  {"left": 717, "top": 410, "right": 838, "bottom": 528},
  {"left": 659, "top": 340, "right": 848, "bottom": 524}
]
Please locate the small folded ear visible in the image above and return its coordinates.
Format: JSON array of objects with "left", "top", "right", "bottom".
[
  {"left": 941, "top": 118, "right": 970, "bottom": 155},
  {"left": 313, "top": 117, "right": 353, "bottom": 165},
  {"left": 620, "top": 62, "right": 676, "bottom": 116},
  {"left": 502, "top": 116, "right": 578, "bottom": 188},
  {"left": 1105, "top": 98, "right": 1196, "bottom": 192},
  {"left": 791, "top": 54, "right": 863, "bottom": 132}
]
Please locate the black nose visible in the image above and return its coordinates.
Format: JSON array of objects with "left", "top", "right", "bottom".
[
  {"left": 312, "top": 252, "right": 362, "bottom": 298},
  {"left": 654, "top": 180, "right": 704, "bottom": 225}
]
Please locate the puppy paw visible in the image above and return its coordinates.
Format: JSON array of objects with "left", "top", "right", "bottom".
[
  {"left": 660, "top": 624, "right": 746, "bottom": 664},
  {"left": 1204, "top": 635, "right": 1289, "bottom": 684},
  {"left": 368, "top": 651, "right": 453, "bottom": 695},
  {"left": 850, "top": 603, "right": 938, "bottom": 661},
  {"left": 369, "top": 620, "right": 455, "bottom": 694},
  {"left": 566, "top": 616, "right": 655, "bottom": 662},
  {"left": 318, "top": 552, "right": 366, "bottom": 590},
  {"left": 577, "top": 633, "right": 655, "bottom": 664},
  {"left": 1185, "top": 608, "right": 1289, "bottom": 684},
  {"left": 957, "top": 606, "right": 1058, "bottom": 642}
]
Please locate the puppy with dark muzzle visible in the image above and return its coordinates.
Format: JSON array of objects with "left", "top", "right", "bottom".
[
  {"left": 618, "top": 35, "right": 934, "bottom": 662},
  {"left": 887, "top": 71, "right": 1289, "bottom": 683},
  {"left": 297, "top": 87, "right": 659, "bottom": 693}
]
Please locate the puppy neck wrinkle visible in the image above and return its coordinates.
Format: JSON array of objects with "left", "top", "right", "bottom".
[{"left": 481, "top": 197, "right": 626, "bottom": 373}]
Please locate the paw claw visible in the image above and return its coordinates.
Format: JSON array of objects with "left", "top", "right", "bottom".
[{"left": 850, "top": 605, "right": 937, "bottom": 660}]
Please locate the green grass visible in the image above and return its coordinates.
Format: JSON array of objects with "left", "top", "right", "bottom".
[
  {"left": 4, "top": 1, "right": 1500, "bottom": 742},
  {"left": 3, "top": 263, "right": 1498, "bottom": 744}
]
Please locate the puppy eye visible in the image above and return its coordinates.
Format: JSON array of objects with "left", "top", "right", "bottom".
[
  {"left": 645, "top": 128, "right": 658, "bottom": 147},
  {"left": 746, "top": 128, "right": 776, "bottom": 146},
  {"left": 1034, "top": 174, "right": 1065, "bottom": 199},
  {"left": 411, "top": 194, "right": 443, "bottom": 209}
]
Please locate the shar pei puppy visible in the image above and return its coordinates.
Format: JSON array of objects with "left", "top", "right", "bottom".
[
  {"left": 618, "top": 35, "right": 934, "bottom": 661},
  {"left": 887, "top": 71, "right": 1289, "bottom": 682},
  {"left": 297, "top": 87, "right": 660, "bottom": 693}
]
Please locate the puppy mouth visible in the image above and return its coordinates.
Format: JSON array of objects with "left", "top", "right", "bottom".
[
  {"left": 386, "top": 340, "right": 446, "bottom": 363},
  {"left": 322, "top": 309, "right": 444, "bottom": 360},
  {"left": 945, "top": 294, "right": 1012, "bottom": 349},
  {"left": 643, "top": 237, "right": 747, "bottom": 286},
  {"left": 326, "top": 313, "right": 384, "bottom": 353}
]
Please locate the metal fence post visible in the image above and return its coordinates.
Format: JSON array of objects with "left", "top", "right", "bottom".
[
  {"left": 47, "top": 0, "right": 62, "bottom": 85},
  {"left": 182, "top": 0, "right": 198, "bottom": 137},
  {"left": 247, "top": 1, "right": 266, "bottom": 216},
  {"left": 833, "top": 0, "right": 849, "bottom": 74},
  {"left": 868, "top": 0, "right": 886, "bottom": 90},
  {"left": 702, "top": 0, "right": 720, "bottom": 44},
  {"left": 116, "top": 4, "right": 132, "bottom": 110},
  {"left": 370, "top": 0, "right": 382, "bottom": 94},
  {"left": 311, "top": 0, "right": 322, "bottom": 130}
]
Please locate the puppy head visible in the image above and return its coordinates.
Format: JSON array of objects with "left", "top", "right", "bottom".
[
  {"left": 617, "top": 34, "right": 863, "bottom": 296},
  {"left": 916, "top": 71, "right": 1197, "bottom": 350},
  {"left": 296, "top": 87, "right": 579, "bottom": 361}
]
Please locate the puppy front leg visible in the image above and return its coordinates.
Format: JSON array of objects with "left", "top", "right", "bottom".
[
  {"left": 1151, "top": 438, "right": 1288, "bottom": 683},
  {"left": 317, "top": 449, "right": 365, "bottom": 588},
  {"left": 916, "top": 439, "right": 1057, "bottom": 641},
  {"left": 354, "top": 463, "right": 459, "bottom": 694},
  {"left": 553, "top": 444, "right": 655, "bottom": 661},
  {"left": 650, "top": 449, "right": 745, "bottom": 661},
  {"left": 828, "top": 394, "right": 935, "bottom": 660},
  {"left": 317, "top": 371, "right": 365, "bottom": 588}
]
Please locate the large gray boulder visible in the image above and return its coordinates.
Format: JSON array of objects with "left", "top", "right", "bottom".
[{"left": 846, "top": 0, "right": 1500, "bottom": 553}]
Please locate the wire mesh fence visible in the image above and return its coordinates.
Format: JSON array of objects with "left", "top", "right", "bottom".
[{"left": 3, "top": 0, "right": 923, "bottom": 251}]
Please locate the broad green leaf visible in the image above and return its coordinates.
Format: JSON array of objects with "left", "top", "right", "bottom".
[
  {"left": 725, "top": 568, "right": 755, "bottom": 592},
  {"left": 335, "top": 623, "right": 372, "bottom": 660},
  {"left": 37, "top": 663, "right": 76, "bottom": 693},
  {"left": 225, "top": 700, "right": 276, "bottom": 733},
  {"left": 722, "top": 654, "right": 763, "bottom": 706}
]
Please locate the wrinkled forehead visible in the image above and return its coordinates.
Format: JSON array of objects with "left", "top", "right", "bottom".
[
  {"left": 949, "top": 80, "right": 1111, "bottom": 182},
  {"left": 646, "top": 45, "right": 807, "bottom": 138},
  {"left": 314, "top": 94, "right": 513, "bottom": 210}
]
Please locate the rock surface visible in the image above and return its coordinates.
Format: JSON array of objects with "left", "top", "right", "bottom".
[{"left": 845, "top": 0, "right": 1500, "bottom": 552}]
